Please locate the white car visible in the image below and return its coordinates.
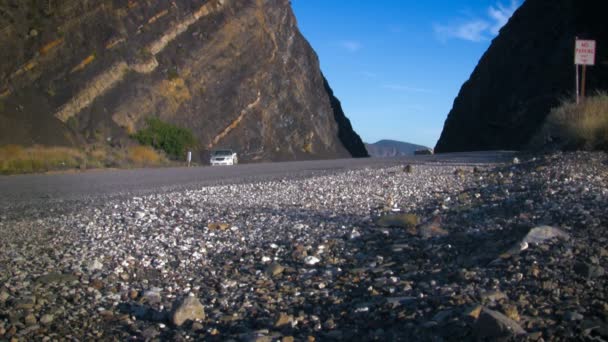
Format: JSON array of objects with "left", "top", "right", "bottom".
[
  {"left": 414, "top": 148, "right": 434, "bottom": 155},
  {"left": 210, "top": 149, "right": 238, "bottom": 166}
]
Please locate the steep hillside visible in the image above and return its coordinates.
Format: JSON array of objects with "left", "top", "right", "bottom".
[
  {"left": 435, "top": 0, "right": 608, "bottom": 152},
  {"left": 0, "top": 0, "right": 368, "bottom": 161},
  {"left": 365, "top": 139, "right": 428, "bottom": 157}
]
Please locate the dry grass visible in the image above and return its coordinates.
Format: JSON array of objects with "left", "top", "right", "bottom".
[
  {"left": 127, "top": 145, "right": 162, "bottom": 166},
  {"left": 533, "top": 92, "right": 608, "bottom": 151},
  {"left": 0, "top": 144, "right": 170, "bottom": 175},
  {"left": 0, "top": 145, "right": 86, "bottom": 174},
  {"left": 302, "top": 142, "right": 313, "bottom": 154}
]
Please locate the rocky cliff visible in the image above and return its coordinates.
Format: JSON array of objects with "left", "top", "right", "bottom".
[
  {"left": 0, "top": 0, "right": 368, "bottom": 161},
  {"left": 435, "top": 0, "right": 608, "bottom": 152}
]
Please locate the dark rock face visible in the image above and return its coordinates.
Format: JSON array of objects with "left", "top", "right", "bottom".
[
  {"left": 435, "top": 0, "right": 608, "bottom": 153},
  {"left": 322, "top": 77, "right": 368, "bottom": 158},
  {"left": 365, "top": 139, "right": 428, "bottom": 157},
  {"left": 0, "top": 0, "right": 367, "bottom": 161}
]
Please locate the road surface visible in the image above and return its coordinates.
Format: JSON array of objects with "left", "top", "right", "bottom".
[{"left": 0, "top": 152, "right": 515, "bottom": 214}]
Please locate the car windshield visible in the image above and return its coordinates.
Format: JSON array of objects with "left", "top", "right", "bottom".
[{"left": 213, "top": 150, "right": 232, "bottom": 156}]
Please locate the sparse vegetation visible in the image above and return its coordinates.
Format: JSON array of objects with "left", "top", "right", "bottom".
[
  {"left": 532, "top": 92, "right": 608, "bottom": 151},
  {"left": 167, "top": 66, "right": 179, "bottom": 80},
  {"left": 302, "top": 142, "right": 313, "bottom": 154},
  {"left": 66, "top": 116, "right": 79, "bottom": 130},
  {"left": 0, "top": 144, "right": 169, "bottom": 175},
  {"left": 137, "top": 48, "right": 153, "bottom": 60},
  {"left": 132, "top": 117, "right": 196, "bottom": 159},
  {"left": 127, "top": 145, "right": 162, "bottom": 165},
  {"left": 0, "top": 145, "right": 85, "bottom": 174}
]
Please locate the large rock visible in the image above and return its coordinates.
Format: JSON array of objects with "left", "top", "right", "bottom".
[
  {"left": 0, "top": 0, "right": 367, "bottom": 161},
  {"left": 474, "top": 308, "right": 526, "bottom": 339},
  {"left": 435, "top": 0, "right": 608, "bottom": 152},
  {"left": 521, "top": 226, "right": 570, "bottom": 244},
  {"left": 574, "top": 262, "right": 605, "bottom": 279},
  {"left": 498, "top": 226, "right": 570, "bottom": 259},
  {"left": 171, "top": 296, "right": 205, "bottom": 327},
  {"left": 375, "top": 214, "right": 419, "bottom": 230}
]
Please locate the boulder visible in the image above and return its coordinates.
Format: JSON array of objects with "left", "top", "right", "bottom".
[
  {"left": 474, "top": 308, "right": 526, "bottom": 339},
  {"left": 171, "top": 296, "right": 205, "bottom": 327}
]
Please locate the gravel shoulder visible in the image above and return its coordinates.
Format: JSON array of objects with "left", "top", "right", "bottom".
[
  {"left": 0, "top": 151, "right": 607, "bottom": 341},
  {"left": 0, "top": 152, "right": 514, "bottom": 219}
]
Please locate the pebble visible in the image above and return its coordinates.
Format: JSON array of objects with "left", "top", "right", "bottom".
[
  {"left": 0, "top": 152, "right": 606, "bottom": 340},
  {"left": 171, "top": 296, "right": 205, "bottom": 327},
  {"left": 86, "top": 259, "right": 104, "bottom": 271},
  {"left": 304, "top": 256, "right": 320, "bottom": 265},
  {"left": 274, "top": 313, "right": 293, "bottom": 327},
  {"left": 564, "top": 311, "right": 584, "bottom": 321},
  {"left": 39, "top": 314, "right": 54, "bottom": 326},
  {"left": 574, "top": 262, "right": 605, "bottom": 279},
  {"left": 481, "top": 290, "right": 508, "bottom": 303},
  {"left": 24, "top": 313, "right": 37, "bottom": 325},
  {"left": 375, "top": 213, "right": 419, "bottom": 229},
  {"left": 416, "top": 216, "right": 448, "bottom": 238},
  {"left": 266, "top": 263, "right": 285, "bottom": 276}
]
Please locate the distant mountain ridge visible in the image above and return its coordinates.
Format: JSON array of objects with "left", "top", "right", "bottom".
[{"left": 365, "top": 139, "right": 429, "bottom": 157}]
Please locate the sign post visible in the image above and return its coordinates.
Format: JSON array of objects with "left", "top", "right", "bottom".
[
  {"left": 574, "top": 38, "right": 596, "bottom": 103},
  {"left": 187, "top": 151, "right": 192, "bottom": 167}
]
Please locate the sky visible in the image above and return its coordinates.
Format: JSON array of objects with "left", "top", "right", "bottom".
[{"left": 291, "top": 0, "right": 522, "bottom": 148}]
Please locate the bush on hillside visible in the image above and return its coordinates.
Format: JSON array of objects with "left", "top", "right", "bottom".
[
  {"left": 532, "top": 92, "right": 608, "bottom": 151},
  {"left": 132, "top": 117, "right": 196, "bottom": 159}
]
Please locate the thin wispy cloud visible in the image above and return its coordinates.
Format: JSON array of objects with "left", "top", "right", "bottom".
[
  {"left": 339, "top": 40, "right": 363, "bottom": 52},
  {"left": 488, "top": 0, "right": 519, "bottom": 34},
  {"left": 434, "top": 20, "right": 490, "bottom": 42},
  {"left": 360, "top": 71, "right": 378, "bottom": 78},
  {"left": 434, "top": 0, "right": 520, "bottom": 42},
  {"left": 383, "top": 84, "right": 433, "bottom": 93}
]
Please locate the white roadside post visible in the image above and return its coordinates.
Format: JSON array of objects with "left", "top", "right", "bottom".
[
  {"left": 187, "top": 151, "right": 192, "bottom": 167},
  {"left": 574, "top": 38, "right": 596, "bottom": 103}
]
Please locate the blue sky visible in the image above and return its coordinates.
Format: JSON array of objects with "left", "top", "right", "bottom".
[{"left": 291, "top": 0, "right": 521, "bottom": 147}]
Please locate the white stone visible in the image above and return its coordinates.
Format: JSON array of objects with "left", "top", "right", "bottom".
[
  {"left": 87, "top": 259, "right": 103, "bottom": 271},
  {"left": 304, "top": 256, "right": 320, "bottom": 265},
  {"left": 522, "top": 226, "right": 570, "bottom": 245}
]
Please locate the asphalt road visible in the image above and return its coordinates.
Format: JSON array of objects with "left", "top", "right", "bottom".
[{"left": 0, "top": 151, "right": 515, "bottom": 214}]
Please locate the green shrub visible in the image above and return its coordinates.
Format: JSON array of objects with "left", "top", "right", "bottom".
[
  {"left": 66, "top": 116, "right": 78, "bottom": 130},
  {"left": 532, "top": 92, "right": 608, "bottom": 151},
  {"left": 132, "top": 117, "right": 196, "bottom": 159},
  {"left": 167, "top": 66, "right": 179, "bottom": 80}
]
